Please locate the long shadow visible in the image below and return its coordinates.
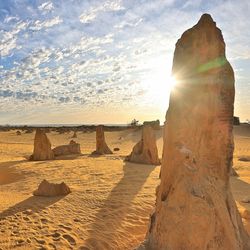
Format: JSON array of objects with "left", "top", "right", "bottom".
[
  {"left": 84, "top": 162, "right": 155, "bottom": 249},
  {"left": 0, "top": 160, "right": 26, "bottom": 168},
  {"left": 28, "top": 154, "right": 88, "bottom": 164},
  {"left": 0, "top": 160, "right": 26, "bottom": 185},
  {"left": 55, "top": 153, "right": 88, "bottom": 160},
  {"left": 0, "top": 195, "right": 64, "bottom": 219}
]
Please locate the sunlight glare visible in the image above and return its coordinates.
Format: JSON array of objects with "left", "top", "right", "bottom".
[{"left": 141, "top": 57, "right": 176, "bottom": 109}]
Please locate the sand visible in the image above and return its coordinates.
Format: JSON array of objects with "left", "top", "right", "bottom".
[{"left": 0, "top": 125, "right": 249, "bottom": 249}]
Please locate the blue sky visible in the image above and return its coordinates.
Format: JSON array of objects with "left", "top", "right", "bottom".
[{"left": 0, "top": 0, "right": 249, "bottom": 124}]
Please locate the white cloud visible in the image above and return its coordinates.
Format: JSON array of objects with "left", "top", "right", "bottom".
[
  {"left": 79, "top": 12, "right": 97, "bottom": 24},
  {"left": 79, "top": 0, "right": 124, "bottom": 24},
  {"left": 114, "top": 18, "right": 143, "bottom": 29},
  {"left": 0, "top": 20, "right": 28, "bottom": 56},
  {"left": 30, "top": 16, "right": 62, "bottom": 31},
  {"left": 4, "top": 16, "right": 19, "bottom": 23},
  {"left": 0, "top": 36, "right": 17, "bottom": 57},
  {"left": 38, "top": 1, "right": 54, "bottom": 12}
]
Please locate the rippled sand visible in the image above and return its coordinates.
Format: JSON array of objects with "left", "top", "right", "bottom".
[{"left": 0, "top": 125, "right": 249, "bottom": 249}]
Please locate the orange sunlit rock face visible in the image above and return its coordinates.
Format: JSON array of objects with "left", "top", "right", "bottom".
[
  {"left": 92, "top": 125, "right": 113, "bottom": 155},
  {"left": 126, "top": 125, "right": 160, "bottom": 165},
  {"left": 140, "top": 13, "right": 250, "bottom": 250},
  {"left": 30, "top": 128, "right": 54, "bottom": 161},
  {"left": 33, "top": 179, "right": 71, "bottom": 197}
]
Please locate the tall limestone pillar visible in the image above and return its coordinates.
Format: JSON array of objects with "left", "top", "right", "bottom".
[{"left": 140, "top": 14, "right": 250, "bottom": 250}]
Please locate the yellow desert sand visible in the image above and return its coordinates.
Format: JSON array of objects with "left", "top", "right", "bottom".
[{"left": 0, "top": 125, "right": 249, "bottom": 249}]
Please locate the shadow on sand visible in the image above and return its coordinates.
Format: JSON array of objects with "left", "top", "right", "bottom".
[
  {"left": 0, "top": 160, "right": 27, "bottom": 185},
  {"left": 0, "top": 159, "right": 26, "bottom": 168},
  {"left": 28, "top": 153, "right": 88, "bottom": 164},
  {"left": 0, "top": 195, "right": 64, "bottom": 219},
  {"left": 55, "top": 153, "right": 88, "bottom": 160},
  {"left": 84, "top": 161, "right": 156, "bottom": 249}
]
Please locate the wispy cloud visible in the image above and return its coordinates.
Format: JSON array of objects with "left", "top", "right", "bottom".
[
  {"left": 0, "top": 20, "right": 28, "bottom": 56},
  {"left": 29, "top": 16, "right": 62, "bottom": 31},
  {"left": 38, "top": 1, "right": 54, "bottom": 13},
  {"left": 79, "top": 0, "right": 124, "bottom": 24}
]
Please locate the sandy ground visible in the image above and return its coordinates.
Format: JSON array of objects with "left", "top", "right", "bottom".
[{"left": 0, "top": 125, "right": 249, "bottom": 250}]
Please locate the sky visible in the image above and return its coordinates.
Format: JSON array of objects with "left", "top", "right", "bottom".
[{"left": 0, "top": 0, "right": 249, "bottom": 125}]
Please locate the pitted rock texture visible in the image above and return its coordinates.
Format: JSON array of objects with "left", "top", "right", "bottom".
[
  {"left": 52, "top": 140, "right": 81, "bottom": 156},
  {"left": 92, "top": 125, "right": 113, "bottom": 155},
  {"left": 140, "top": 14, "right": 250, "bottom": 250},
  {"left": 33, "top": 179, "right": 71, "bottom": 197},
  {"left": 30, "top": 128, "right": 54, "bottom": 161},
  {"left": 126, "top": 125, "right": 160, "bottom": 165}
]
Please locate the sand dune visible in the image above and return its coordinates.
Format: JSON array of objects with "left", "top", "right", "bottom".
[{"left": 0, "top": 125, "right": 249, "bottom": 249}]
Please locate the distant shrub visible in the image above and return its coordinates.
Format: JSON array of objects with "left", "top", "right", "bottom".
[{"left": 130, "top": 118, "right": 139, "bottom": 127}]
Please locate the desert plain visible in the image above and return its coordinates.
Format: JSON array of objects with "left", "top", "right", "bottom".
[{"left": 0, "top": 124, "right": 249, "bottom": 250}]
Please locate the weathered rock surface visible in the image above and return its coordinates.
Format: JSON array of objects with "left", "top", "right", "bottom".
[
  {"left": 30, "top": 128, "right": 54, "bottom": 161},
  {"left": 52, "top": 140, "right": 81, "bottom": 156},
  {"left": 33, "top": 179, "right": 71, "bottom": 197},
  {"left": 126, "top": 125, "right": 160, "bottom": 165},
  {"left": 139, "top": 14, "right": 250, "bottom": 250},
  {"left": 92, "top": 125, "right": 112, "bottom": 155}
]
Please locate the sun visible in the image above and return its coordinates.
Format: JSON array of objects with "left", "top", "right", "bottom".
[
  {"left": 150, "top": 72, "right": 176, "bottom": 92},
  {"left": 166, "top": 75, "right": 177, "bottom": 90},
  {"left": 152, "top": 72, "right": 176, "bottom": 99},
  {"left": 141, "top": 58, "right": 177, "bottom": 108}
]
